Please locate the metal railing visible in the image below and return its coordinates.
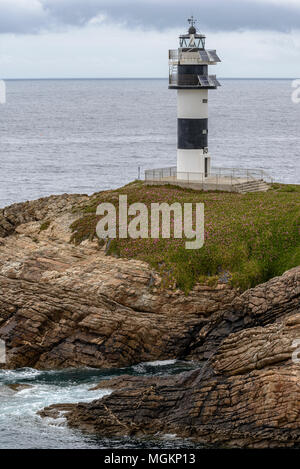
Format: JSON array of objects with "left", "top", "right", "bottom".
[
  {"left": 146, "top": 166, "right": 177, "bottom": 180},
  {"left": 211, "top": 167, "right": 273, "bottom": 183},
  {"left": 168, "top": 49, "right": 219, "bottom": 65},
  {"left": 144, "top": 166, "right": 273, "bottom": 190},
  {"left": 169, "top": 72, "right": 219, "bottom": 88},
  {"left": 169, "top": 50, "right": 179, "bottom": 61},
  {"left": 169, "top": 73, "right": 199, "bottom": 87}
]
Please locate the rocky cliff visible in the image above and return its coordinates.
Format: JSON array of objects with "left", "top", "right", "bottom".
[
  {"left": 0, "top": 193, "right": 300, "bottom": 447},
  {"left": 0, "top": 193, "right": 239, "bottom": 369},
  {"left": 39, "top": 267, "right": 300, "bottom": 448}
]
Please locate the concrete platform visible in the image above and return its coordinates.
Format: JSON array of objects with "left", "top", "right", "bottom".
[{"left": 145, "top": 176, "right": 270, "bottom": 193}]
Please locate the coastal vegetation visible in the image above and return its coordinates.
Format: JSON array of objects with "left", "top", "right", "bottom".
[{"left": 70, "top": 182, "right": 300, "bottom": 293}]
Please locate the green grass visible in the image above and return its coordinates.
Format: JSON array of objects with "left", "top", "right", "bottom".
[{"left": 70, "top": 181, "right": 300, "bottom": 293}]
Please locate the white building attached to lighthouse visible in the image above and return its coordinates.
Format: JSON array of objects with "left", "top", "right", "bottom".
[{"left": 169, "top": 17, "right": 221, "bottom": 180}]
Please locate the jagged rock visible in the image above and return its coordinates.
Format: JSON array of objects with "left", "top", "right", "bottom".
[
  {"left": 0, "top": 193, "right": 300, "bottom": 447},
  {"left": 39, "top": 403, "right": 77, "bottom": 420},
  {"left": 212, "top": 313, "right": 300, "bottom": 376},
  {"left": 7, "top": 383, "right": 32, "bottom": 392},
  {"left": 0, "top": 194, "right": 298, "bottom": 370},
  {"left": 186, "top": 267, "right": 300, "bottom": 363},
  {"left": 41, "top": 317, "right": 300, "bottom": 448},
  {"left": 0, "top": 383, "right": 32, "bottom": 395},
  {"left": 0, "top": 194, "right": 238, "bottom": 369},
  {"left": 89, "top": 374, "right": 176, "bottom": 391}
]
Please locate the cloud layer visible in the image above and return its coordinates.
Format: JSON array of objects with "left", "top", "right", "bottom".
[{"left": 1, "top": 0, "right": 300, "bottom": 34}]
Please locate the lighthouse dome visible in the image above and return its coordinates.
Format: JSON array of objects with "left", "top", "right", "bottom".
[{"left": 188, "top": 25, "right": 196, "bottom": 34}]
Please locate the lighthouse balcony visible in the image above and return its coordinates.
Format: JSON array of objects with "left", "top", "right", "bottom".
[
  {"left": 169, "top": 49, "right": 221, "bottom": 65},
  {"left": 169, "top": 73, "right": 221, "bottom": 89}
]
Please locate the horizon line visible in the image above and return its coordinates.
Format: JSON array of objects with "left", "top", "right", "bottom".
[{"left": 2, "top": 77, "right": 298, "bottom": 81}]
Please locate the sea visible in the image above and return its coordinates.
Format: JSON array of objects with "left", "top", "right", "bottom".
[
  {"left": 0, "top": 79, "right": 299, "bottom": 448},
  {"left": 0, "top": 361, "right": 201, "bottom": 449},
  {"left": 0, "top": 78, "right": 299, "bottom": 208}
]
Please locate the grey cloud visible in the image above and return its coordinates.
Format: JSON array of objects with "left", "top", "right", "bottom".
[
  {"left": 47, "top": 0, "right": 300, "bottom": 32},
  {"left": 0, "top": 6, "right": 46, "bottom": 34},
  {"left": 1, "top": 0, "right": 300, "bottom": 34}
]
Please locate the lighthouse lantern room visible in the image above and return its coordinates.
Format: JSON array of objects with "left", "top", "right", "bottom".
[{"left": 169, "top": 17, "right": 221, "bottom": 179}]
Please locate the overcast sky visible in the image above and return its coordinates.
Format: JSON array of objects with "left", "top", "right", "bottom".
[{"left": 0, "top": 0, "right": 299, "bottom": 78}]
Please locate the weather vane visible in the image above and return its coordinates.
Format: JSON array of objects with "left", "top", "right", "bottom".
[{"left": 188, "top": 16, "right": 197, "bottom": 28}]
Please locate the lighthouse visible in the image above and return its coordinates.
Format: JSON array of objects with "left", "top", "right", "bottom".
[{"left": 169, "top": 18, "right": 221, "bottom": 180}]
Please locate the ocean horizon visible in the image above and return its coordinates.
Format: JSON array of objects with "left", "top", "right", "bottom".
[
  {"left": 3, "top": 77, "right": 298, "bottom": 80},
  {"left": 0, "top": 78, "right": 299, "bottom": 208}
]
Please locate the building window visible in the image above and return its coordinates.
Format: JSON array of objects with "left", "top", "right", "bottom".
[
  {"left": 203, "top": 99, "right": 208, "bottom": 103},
  {"left": 202, "top": 129, "right": 207, "bottom": 134}
]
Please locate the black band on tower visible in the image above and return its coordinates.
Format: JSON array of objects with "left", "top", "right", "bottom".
[{"left": 177, "top": 118, "right": 208, "bottom": 149}]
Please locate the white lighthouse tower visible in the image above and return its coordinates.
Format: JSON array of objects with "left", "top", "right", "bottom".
[{"left": 169, "top": 18, "right": 221, "bottom": 179}]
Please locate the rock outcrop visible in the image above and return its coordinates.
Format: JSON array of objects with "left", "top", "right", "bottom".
[
  {"left": 0, "top": 194, "right": 298, "bottom": 370},
  {"left": 0, "top": 192, "right": 300, "bottom": 447},
  {"left": 0, "top": 194, "right": 240, "bottom": 369},
  {"left": 41, "top": 312, "right": 300, "bottom": 448}
]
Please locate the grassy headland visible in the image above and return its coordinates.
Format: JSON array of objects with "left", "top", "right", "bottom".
[{"left": 70, "top": 182, "right": 300, "bottom": 293}]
